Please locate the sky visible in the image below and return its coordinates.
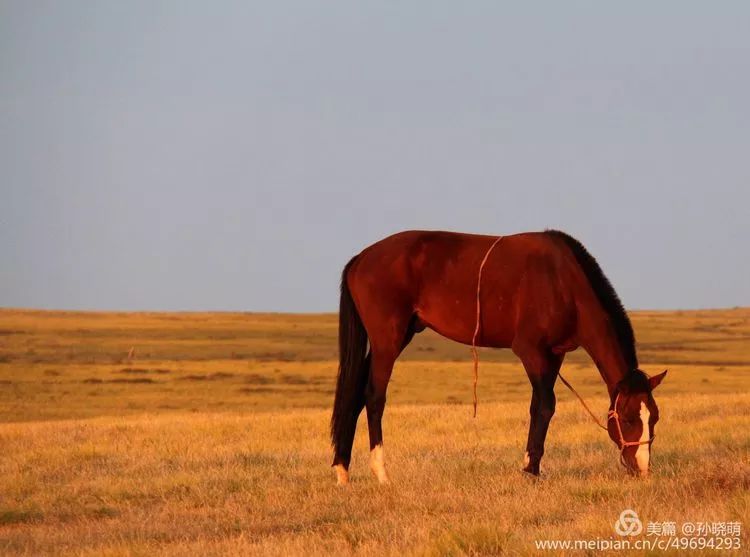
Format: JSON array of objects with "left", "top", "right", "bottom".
[{"left": 1, "top": 2, "right": 748, "bottom": 312}]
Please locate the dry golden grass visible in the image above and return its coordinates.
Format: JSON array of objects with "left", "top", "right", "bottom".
[{"left": 0, "top": 308, "right": 749, "bottom": 555}]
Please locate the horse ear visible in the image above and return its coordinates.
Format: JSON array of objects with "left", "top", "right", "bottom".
[{"left": 649, "top": 370, "right": 667, "bottom": 390}]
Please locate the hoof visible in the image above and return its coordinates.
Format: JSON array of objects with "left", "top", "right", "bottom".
[
  {"left": 522, "top": 452, "right": 541, "bottom": 476},
  {"left": 522, "top": 464, "right": 541, "bottom": 476},
  {"left": 370, "top": 444, "right": 389, "bottom": 484},
  {"left": 371, "top": 466, "right": 390, "bottom": 484},
  {"left": 334, "top": 464, "right": 349, "bottom": 486}
]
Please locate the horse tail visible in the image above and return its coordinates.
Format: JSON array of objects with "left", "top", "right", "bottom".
[{"left": 330, "top": 256, "right": 369, "bottom": 463}]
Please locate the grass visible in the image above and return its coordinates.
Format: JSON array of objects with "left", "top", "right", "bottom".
[{"left": 0, "top": 308, "right": 749, "bottom": 555}]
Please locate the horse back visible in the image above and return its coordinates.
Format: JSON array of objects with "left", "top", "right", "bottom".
[{"left": 348, "top": 230, "right": 586, "bottom": 351}]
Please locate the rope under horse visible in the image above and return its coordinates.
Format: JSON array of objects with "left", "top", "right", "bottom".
[{"left": 471, "top": 236, "right": 503, "bottom": 417}]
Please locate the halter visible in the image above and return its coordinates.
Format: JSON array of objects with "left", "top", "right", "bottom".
[
  {"left": 607, "top": 391, "right": 655, "bottom": 469},
  {"left": 558, "top": 374, "right": 654, "bottom": 470}
]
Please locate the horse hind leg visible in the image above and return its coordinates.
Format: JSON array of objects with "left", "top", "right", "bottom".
[
  {"left": 365, "top": 347, "right": 397, "bottom": 483},
  {"left": 364, "top": 313, "right": 419, "bottom": 484},
  {"left": 332, "top": 353, "right": 370, "bottom": 485}
]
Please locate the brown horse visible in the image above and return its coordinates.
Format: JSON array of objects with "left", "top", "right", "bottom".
[{"left": 330, "top": 230, "right": 666, "bottom": 484}]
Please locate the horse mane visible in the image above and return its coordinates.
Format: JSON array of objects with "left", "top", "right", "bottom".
[{"left": 544, "top": 229, "right": 639, "bottom": 371}]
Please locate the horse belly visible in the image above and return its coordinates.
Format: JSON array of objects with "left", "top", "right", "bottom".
[{"left": 414, "top": 280, "right": 518, "bottom": 349}]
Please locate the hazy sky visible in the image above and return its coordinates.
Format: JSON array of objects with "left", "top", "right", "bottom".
[{"left": 1, "top": 2, "right": 748, "bottom": 312}]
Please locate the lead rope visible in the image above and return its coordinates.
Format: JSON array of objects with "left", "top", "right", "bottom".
[
  {"left": 557, "top": 372, "right": 609, "bottom": 431},
  {"left": 471, "top": 236, "right": 503, "bottom": 417}
]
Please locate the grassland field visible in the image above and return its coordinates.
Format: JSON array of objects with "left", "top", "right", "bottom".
[{"left": 0, "top": 308, "right": 748, "bottom": 555}]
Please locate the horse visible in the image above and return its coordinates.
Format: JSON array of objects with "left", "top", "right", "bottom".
[{"left": 330, "top": 230, "right": 667, "bottom": 485}]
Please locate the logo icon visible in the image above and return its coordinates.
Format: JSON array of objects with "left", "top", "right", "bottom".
[{"left": 614, "top": 509, "right": 643, "bottom": 536}]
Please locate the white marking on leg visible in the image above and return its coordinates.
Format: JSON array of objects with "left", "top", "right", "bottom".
[
  {"left": 523, "top": 451, "right": 530, "bottom": 468},
  {"left": 334, "top": 464, "right": 349, "bottom": 486},
  {"left": 635, "top": 402, "right": 650, "bottom": 475},
  {"left": 370, "top": 444, "right": 389, "bottom": 484}
]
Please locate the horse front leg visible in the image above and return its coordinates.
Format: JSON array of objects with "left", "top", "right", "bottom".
[
  {"left": 514, "top": 342, "right": 562, "bottom": 476},
  {"left": 523, "top": 388, "right": 540, "bottom": 470},
  {"left": 524, "top": 381, "right": 556, "bottom": 475}
]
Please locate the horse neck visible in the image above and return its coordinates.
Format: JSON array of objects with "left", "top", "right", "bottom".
[{"left": 577, "top": 311, "right": 630, "bottom": 396}]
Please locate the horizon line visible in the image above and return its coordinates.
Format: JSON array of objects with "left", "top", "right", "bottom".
[{"left": 1, "top": 305, "right": 748, "bottom": 315}]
